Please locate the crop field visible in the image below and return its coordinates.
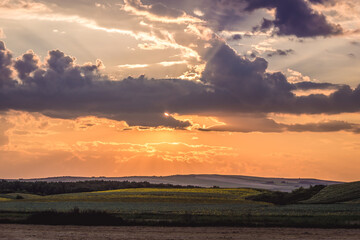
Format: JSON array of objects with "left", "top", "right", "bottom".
[
  {"left": 0, "top": 187, "right": 359, "bottom": 227},
  {"left": 33, "top": 188, "right": 263, "bottom": 204},
  {"left": 303, "top": 181, "right": 360, "bottom": 204},
  {"left": 0, "top": 188, "right": 266, "bottom": 213}
]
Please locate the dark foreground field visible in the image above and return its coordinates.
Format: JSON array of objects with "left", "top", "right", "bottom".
[
  {"left": 1, "top": 224, "right": 360, "bottom": 240},
  {"left": 0, "top": 186, "right": 360, "bottom": 228},
  {"left": 1, "top": 181, "right": 359, "bottom": 228}
]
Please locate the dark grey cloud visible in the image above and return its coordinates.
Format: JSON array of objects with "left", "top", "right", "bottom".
[
  {"left": 308, "top": 0, "right": 337, "bottom": 6},
  {"left": 0, "top": 43, "right": 194, "bottom": 128},
  {"left": 308, "top": 0, "right": 325, "bottom": 4},
  {"left": 200, "top": 43, "right": 360, "bottom": 115},
  {"left": 201, "top": 43, "right": 296, "bottom": 112},
  {"left": 267, "top": 49, "right": 294, "bottom": 57},
  {"left": 147, "top": 0, "right": 343, "bottom": 37},
  {"left": 14, "top": 50, "right": 40, "bottom": 80},
  {"left": 245, "top": 0, "right": 343, "bottom": 37},
  {"left": 199, "top": 115, "right": 360, "bottom": 134},
  {"left": 248, "top": 50, "right": 259, "bottom": 58},
  {"left": 294, "top": 81, "right": 341, "bottom": 90},
  {"left": 1, "top": 40, "right": 360, "bottom": 130},
  {"left": 0, "top": 41, "right": 16, "bottom": 88},
  {"left": 287, "top": 120, "right": 360, "bottom": 133},
  {"left": 231, "top": 34, "right": 242, "bottom": 41}
]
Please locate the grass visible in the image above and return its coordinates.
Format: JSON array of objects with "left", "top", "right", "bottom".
[
  {"left": 10, "top": 188, "right": 264, "bottom": 204},
  {"left": 0, "top": 187, "right": 359, "bottom": 227},
  {"left": 0, "top": 188, "right": 268, "bottom": 214},
  {"left": 1, "top": 207, "right": 359, "bottom": 228},
  {"left": 303, "top": 181, "right": 360, "bottom": 204},
  {"left": 0, "top": 193, "right": 42, "bottom": 200}
]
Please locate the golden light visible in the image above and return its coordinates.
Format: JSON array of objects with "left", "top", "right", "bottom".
[{"left": 164, "top": 112, "right": 170, "bottom": 117}]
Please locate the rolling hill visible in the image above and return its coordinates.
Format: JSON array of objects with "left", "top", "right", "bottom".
[
  {"left": 302, "top": 181, "right": 360, "bottom": 204},
  {"left": 5, "top": 174, "right": 342, "bottom": 192}
]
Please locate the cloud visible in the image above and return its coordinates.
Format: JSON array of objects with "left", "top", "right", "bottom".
[
  {"left": 0, "top": 117, "right": 12, "bottom": 146},
  {"left": 201, "top": 43, "right": 295, "bottom": 112},
  {"left": 348, "top": 53, "right": 356, "bottom": 58},
  {"left": 231, "top": 34, "right": 242, "bottom": 41},
  {"left": 1, "top": 40, "right": 360, "bottom": 130},
  {"left": 287, "top": 120, "right": 360, "bottom": 133},
  {"left": 0, "top": 41, "right": 16, "bottom": 88},
  {"left": 126, "top": 0, "right": 183, "bottom": 19},
  {"left": 14, "top": 50, "right": 40, "bottom": 80},
  {"left": 199, "top": 114, "right": 360, "bottom": 134},
  {"left": 0, "top": 28, "right": 5, "bottom": 38},
  {"left": 199, "top": 114, "right": 286, "bottom": 133},
  {"left": 198, "top": 43, "right": 360, "bottom": 115},
  {"left": 286, "top": 69, "right": 313, "bottom": 83},
  {"left": 123, "top": 0, "right": 201, "bottom": 23},
  {"left": 308, "top": 0, "right": 337, "bottom": 6},
  {"left": 118, "top": 64, "right": 149, "bottom": 69},
  {"left": 144, "top": 0, "right": 250, "bottom": 32},
  {"left": 158, "top": 60, "right": 187, "bottom": 67},
  {"left": 199, "top": 0, "right": 248, "bottom": 31},
  {"left": 0, "top": 42, "right": 194, "bottom": 128},
  {"left": 266, "top": 49, "right": 294, "bottom": 57},
  {"left": 294, "top": 81, "right": 341, "bottom": 90},
  {"left": 74, "top": 141, "right": 235, "bottom": 163},
  {"left": 245, "top": 0, "right": 343, "bottom": 37}
]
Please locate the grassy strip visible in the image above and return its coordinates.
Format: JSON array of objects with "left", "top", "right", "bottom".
[{"left": 0, "top": 209, "right": 359, "bottom": 228}]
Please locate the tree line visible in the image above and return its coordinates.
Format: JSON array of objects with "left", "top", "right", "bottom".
[
  {"left": 245, "top": 185, "right": 326, "bottom": 205},
  {"left": 0, "top": 180, "right": 199, "bottom": 196}
]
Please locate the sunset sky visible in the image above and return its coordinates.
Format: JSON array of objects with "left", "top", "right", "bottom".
[{"left": 1, "top": 0, "right": 360, "bottom": 181}]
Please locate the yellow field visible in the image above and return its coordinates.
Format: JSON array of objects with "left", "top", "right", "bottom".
[{"left": 16, "top": 188, "right": 263, "bottom": 204}]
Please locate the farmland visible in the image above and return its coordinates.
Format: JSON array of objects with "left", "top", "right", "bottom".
[
  {"left": 0, "top": 188, "right": 265, "bottom": 213},
  {"left": 303, "top": 181, "right": 360, "bottom": 204},
  {"left": 1, "top": 225, "right": 360, "bottom": 240},
  {"left": 0, "top": 186, "right": 359, "bottom": 228}
]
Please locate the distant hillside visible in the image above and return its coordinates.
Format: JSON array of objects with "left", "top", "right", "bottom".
[
  {"left": 302, "top": 181, "right": 360, "bottom": 204},
  {"left": 5, "top": 174, "right": 342, "bottom": 192}
]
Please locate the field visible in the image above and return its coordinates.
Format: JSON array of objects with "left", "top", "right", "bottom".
[
  {"left": 303, "top": 181, "right": 360, "bottom": 204},
  {"left": 0, "top": 187, "right": 360, "bottom": 228},
  {"left": 1, "top": 225, "right": 360, "bottom": 240},
  {"left": 0, "top": 188, "right": 266, "bottom": 214}
]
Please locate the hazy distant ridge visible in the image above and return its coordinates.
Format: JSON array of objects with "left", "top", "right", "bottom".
[{"left": 6, "top": 174, "right": 342, "bottom": 192}]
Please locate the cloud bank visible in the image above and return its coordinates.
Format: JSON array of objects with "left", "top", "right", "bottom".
[
  {"left": 245, "top": 0, "right": 343, "bottom": 37},
  {"left": 0, "top": 40, "right": 360, "bottom": 132},
  {"left": 0, "top": 0, "right": 358, "bottom": 132}
]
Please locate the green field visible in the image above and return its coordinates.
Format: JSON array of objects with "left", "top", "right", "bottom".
[
  {"left": 0, "top": 187, "right": 359, "bottom": 227},
  {"left": 0, "top": 188, "right": 265, "bottom": 213},
  {"left": 303, "top": 181, "right": 360, "bottom": 204}
]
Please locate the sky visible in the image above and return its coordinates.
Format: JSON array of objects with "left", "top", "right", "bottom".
[{"left": 1, "top": 0, "right": 360, "bottom": 181}]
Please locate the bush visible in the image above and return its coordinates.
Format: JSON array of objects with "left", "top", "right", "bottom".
[
  {"left": 246, "top": 185, "right": 326, "bottom": 205},
  {"left": 15, "top": 195, "right": 24, "bottom": 200}
]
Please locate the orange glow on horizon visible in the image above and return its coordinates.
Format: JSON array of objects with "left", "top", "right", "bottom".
[{"left": 0, "top": 111, "right": 359, "bottom": 182}]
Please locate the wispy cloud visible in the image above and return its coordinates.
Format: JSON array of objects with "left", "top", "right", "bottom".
[{"left": 118, "top": 64, "right": 149, "bottom": 69}]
